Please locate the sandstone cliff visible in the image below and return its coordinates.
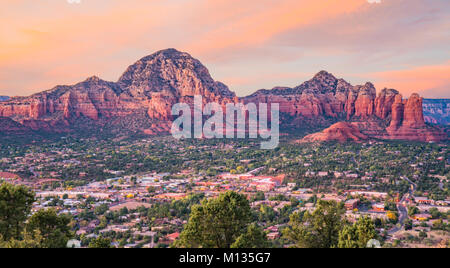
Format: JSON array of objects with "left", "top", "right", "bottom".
[
  {"left": 243, "top": 71, "right": 446, "bottom": 142},
  {"left": 0, "top": 49, "right": 446, "bottom": 142},
  {"left": 0, "top": 49, "right": 235, "bottom": 134}
]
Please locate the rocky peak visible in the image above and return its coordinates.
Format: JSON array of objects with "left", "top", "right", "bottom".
[
  {"left": 379, "top": 88, "right": 399, "bottom": 97},
  {"left": 118, "top": 48, "right": 235, "bottom": 98},
  {"left": 295, "top": 71, "right": 339, "bottom": 94},
  {"left": 85, "top": 76, "right": 101, "bottom": 83},
  {"left": 403, "top": 93, "right": 425, "bottom": 127},
  {"left": 355, "top": 82, "right": 376, "bottom": 96},
  {"left": 312, "top": 70, "right": 338, "bottom": 82}
]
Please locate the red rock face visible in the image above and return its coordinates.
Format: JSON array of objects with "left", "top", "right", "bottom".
[
  {"left": 403, "top": 93, "right": 426, "bottom": 128},
  {"left": 0, "top": 49, "right": 236, "bottom": 134},
  {"left": 375, "top": 88, "right": 398, "bottom": 119},
  {"left": 243, "top": 71, "right": 446, "bottom": 142},
  {"left": 0, "top": 50, "right": 446, "bottom": 142},
  {"left": 300, "top": 122, "right": 369, "bottom": 143}
]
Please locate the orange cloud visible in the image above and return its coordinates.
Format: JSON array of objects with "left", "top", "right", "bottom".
[
  {"left": 370, "top": 62, "right": 450, "bottom": 98},
  {"left": 186, "top": 0, "right": 366, "bottom": 59},
  {"left": 0, "top": 0, "right": 448, "bottom": 99}
]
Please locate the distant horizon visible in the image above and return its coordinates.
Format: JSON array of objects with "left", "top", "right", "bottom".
[{"left": 1, "top": 0, "right": 449, "bottom": 98}]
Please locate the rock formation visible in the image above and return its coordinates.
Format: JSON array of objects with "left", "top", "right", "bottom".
[
  {"left": 0, "top": 49, "right": 236, "bottom": 135},
  {"left": 0, "top": 49, "right": 446, "bottom": 142},
  {"left": 300, "top": 122, "right": 369, "bottom": 143},
  {"left": 243, "top": 71, "right": 446, "bottom": 142}
]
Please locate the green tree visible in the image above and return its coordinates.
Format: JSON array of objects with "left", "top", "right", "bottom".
[
  {"left": 405, "top": 219, "right": 413, "bottom": 231},
  {"left": 0, "top": 183, "right": 35, "bottom": 240},
  {"left": 26, "top": 209, "right": 73, "bottom": 248},
  {"left": 338, "top": 217, "right": 377, "bottom": 248},
  {"left": 284, "top": 200, "right": 345, "bottom": 248},
  {"left": 231, "top": 224, "right": 270, "bottom": 248},
  {"left": 175, "top": 191, "right": 253, "bottom": 248},
  {"left": 89, "top": 236, "right": 113, "bottom": 248},
  {"left": 408, "top": 206, "right": 419, "bottom": 217},
  {"left": 0, "top": 230, "right": 44, "bottom": 249}
]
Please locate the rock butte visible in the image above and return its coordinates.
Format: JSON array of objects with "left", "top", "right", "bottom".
[
  {"left": 300, "top": 122, "right": 368, "bottom": 143},
  {"left": 0, "top": 49, "right": 447, "bottom": 143}
]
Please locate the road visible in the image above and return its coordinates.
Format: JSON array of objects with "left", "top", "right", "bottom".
[{"left": 388, "top": 177, "right": 417, "bottom": 236}]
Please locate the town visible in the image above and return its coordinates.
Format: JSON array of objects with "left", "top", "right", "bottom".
[{"left": 0, "top": 135, "right": 448, "bottom": 248}]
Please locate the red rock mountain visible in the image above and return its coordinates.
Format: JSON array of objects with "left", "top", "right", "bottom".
[
  {"left": 0, "top": 49, "right": 236, "bottom": 134},
  {"left": 0, "top": 49, "right": 446, "bottom": 142},
  {"left": 301, "top": 122, "right": 368, "bottom": 143},
  {"left": 243, "top": 71, "right": 446, "bottom": 142}
]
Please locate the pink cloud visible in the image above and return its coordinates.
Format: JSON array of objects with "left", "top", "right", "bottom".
[{"left": 369, "top": 62, "right": 450, "bottom": 98}]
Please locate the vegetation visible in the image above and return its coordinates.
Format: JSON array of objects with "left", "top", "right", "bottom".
[
  {"left": 0, "top": 183, "right": 73, "bottom": 248},
  {"left": 175, "top": 192, "right": 266, "bottom": 248}
]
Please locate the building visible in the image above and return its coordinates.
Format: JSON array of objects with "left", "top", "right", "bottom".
[
  {"left": 267, "top": 232, "right": 281, "bottom": 240},
  {"left": 0, "top": 172, "right": 21, "bottom": 181},
  {"left": 372, "top": 203, "right": 385, "bottom": 212},
  {"left": 413, "top": 214, "right": 432, "bottom": 221},
  {"left": 345, "top": 199, "right": 359, "bottom": 210},
  {"left": 415, "top": 197, "right": 434, "bottom": 205}
]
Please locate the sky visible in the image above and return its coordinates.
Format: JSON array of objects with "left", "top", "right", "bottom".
[{"left": 0, "top": 0, "right": 449, "bottom": 98}]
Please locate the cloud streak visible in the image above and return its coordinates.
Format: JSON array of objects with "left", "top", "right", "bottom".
[{"left": 0, "top": 0, "right": 448, "bottom": 98}]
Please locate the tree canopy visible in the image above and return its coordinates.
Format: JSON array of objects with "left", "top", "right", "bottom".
[{"left": 175, "top": 191, "right": 268, "bottom": 248}]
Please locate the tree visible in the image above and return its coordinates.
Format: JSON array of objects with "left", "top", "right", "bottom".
[
  {"left": 338, "top": 217, "right": 377, "bottom": 248},
  {"left": 405, "top": 219, "right": 413, "bottom": 231},
  {"left": 408, "top": 206, "right": 419, "bottom": 217},
  {"left": 419, "top": 231, "right": 428, "bottom": 239},
  {"left": 26, "top": 209, "right": 73, "bottom": 248},
  {"left": 175, "top": 191, "right": 253, "bottom": 248},
  {"left": 0, "top": 230, "right": 44, "bottom": 249},
  {"left": 94, "top": 204, "right": 109, "bottom": 216},
  {"left": 231, "top": 224, "right": 270, "bottom": 248},
  {"left": 284, "top": 200, "right": 346, "bottom": 248},
  {"left": 89, "top": 236, "right": 113, "bottom": 248},
  {"left": 428, "top": 208, "right": 441, "bottom": 219},
  {"left": 0, "top": 183, "right": 35, "bottom": 240}
]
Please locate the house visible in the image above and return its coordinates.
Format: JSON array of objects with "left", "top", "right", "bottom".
[
  {"left": 267, "top": 232, "right": 280, "bottom": 240},
  {"left": 372, "top": 203, "right": 385, "bottom": 212},
  {"left": 165, "top": 232, "right": 180, "bottom": 243},
  {"left": 345, "top": 199, "right": 359, "bottom": 210},
  {"left": 415, "top": 197, "right": 433, "bottom": 205},
  {"left": 0, "top": 172, "right": 21, "bottom": 181},
  {"left": 350, "top": 191, "right": 388, "bottom": 199},
  {"left": 413, "top": 214, "right": 432, "bottom": 221}
]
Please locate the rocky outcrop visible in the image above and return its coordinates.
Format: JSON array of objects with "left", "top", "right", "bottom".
[
  {"left": 0, "top": 49, "right": 446, "bottom": 142},
  {"left": 300, "top": 122, "right": 369, "bottom": 143},
  {"left": 243, "top": 71, "right": 446, "bottom": 142},
  {"left": 0, "top": 49, "right": 236, "bottom": 134}
]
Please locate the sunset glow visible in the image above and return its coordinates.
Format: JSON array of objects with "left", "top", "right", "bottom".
[{"left": 1, "top": 0, "right": 449, "bottom": 97}]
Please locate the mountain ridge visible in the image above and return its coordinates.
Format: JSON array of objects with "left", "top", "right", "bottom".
[{"left": 0, "top": 49, "right": 447, "bottom": 142}]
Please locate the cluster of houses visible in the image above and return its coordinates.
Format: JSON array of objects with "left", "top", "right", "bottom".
[{"left": 1, "top": 164, "right": 449, "bottom": 247}]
